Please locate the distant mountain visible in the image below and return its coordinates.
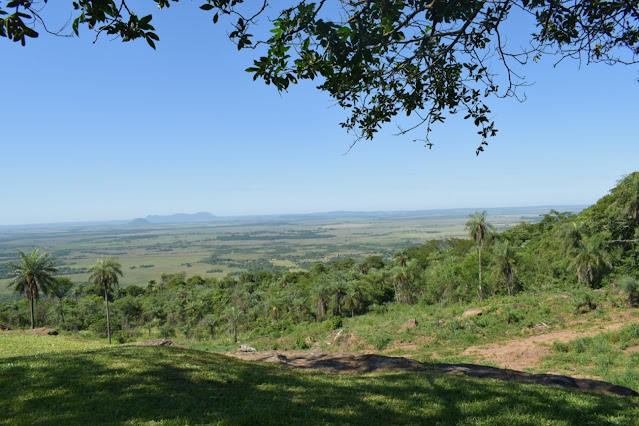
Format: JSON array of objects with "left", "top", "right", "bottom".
[
  {"left": 129, "top": 218, "right": 151, "bottom": 226},
  {"left": 144, "top": 212, "right": 217, "bottom": 224}
]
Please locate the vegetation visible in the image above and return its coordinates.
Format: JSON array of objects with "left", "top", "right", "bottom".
[
  {"left": 2, "top": 173, "right": 639, "bottom": 422},
  {"left": 3, "top": 1, "right": 638, "bottom": 151},
  {"left": 1, "top": 177, "right": 638, "bottom": 347},
  {"left": 1, "top": 334, "right": 637, "bottom": 425},
  {"left": 465, "top": 211, "right": 495, "bottom": 300},
  {"left": 541, "top": 323, "right": 639, "bottom": 392},
  {"left": 87, "top": 257, "right": 123, "bottom": 344},
  {"left": 4, "top": 248, "right": 57, "bottom": 329}
]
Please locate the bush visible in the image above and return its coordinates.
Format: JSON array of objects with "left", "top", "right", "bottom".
[
  {"left": 368, "top": 333, "right": 392, "bottom": 351},
  {"left": 159, "top": 323, "right": 175, "bottom": 339},
  {"left": 619, "top": 276, "right": 639, "bottom": 308},
  {"left": 573, "top": 290, "right": 597, "bottom": 313},
  {"left": 292, "top": 336, "right": 310, "bottom": 350},
  {"left": 113, "top": 331, "right": 131, "bottom": 344},
  {"left": 325, "top": 316, "right": 343, "bottom": 331}
]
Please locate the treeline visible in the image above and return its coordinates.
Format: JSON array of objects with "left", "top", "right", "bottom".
[{"left": 2, "top": 173, "right": 639, "bottom": 343}]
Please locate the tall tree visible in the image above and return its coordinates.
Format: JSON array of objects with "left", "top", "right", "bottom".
[
  {"left": 465, "top": 211, "right": 495, "bottom": 300},
  {"left": 569, "top": 235, "right": 613, "bottom": 287},
  {"left": 88, "top": 257, "right": 123, "bottom": 344},
  {"left": 491, "top": 241, "right": 517, "bottom": 296},
  {"left": 49, "top": 277, "right": 74, "bottom": 327},
  {"left": 5, "top": 248, "right": 57, "bottom": 329}
]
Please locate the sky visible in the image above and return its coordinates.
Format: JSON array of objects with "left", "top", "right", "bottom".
[{"left": 1, "top": 3, "right": 638, "bottom": 225}]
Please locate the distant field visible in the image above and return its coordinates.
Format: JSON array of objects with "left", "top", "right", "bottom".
[{"left": 0, "top": 207, "right": 581, "bottom": 302}]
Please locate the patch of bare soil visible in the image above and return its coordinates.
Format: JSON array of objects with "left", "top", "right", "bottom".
[
  {"left": 463, "top": 321, "right": 632, "bottom": 371},
  {"left": 4, "top": 328, "right": 59, "bottom": 335},
  {"left": 225, "top": 350, "right": 638, "bottom": 397}
]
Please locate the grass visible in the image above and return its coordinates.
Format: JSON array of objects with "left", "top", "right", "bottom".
[
  {"left": 539, "top": 323, "right": 639, "bottom": 391},
  {"left": 0, "top": 333, "right": 106, "bottom": 358},
  {"left": 1, "top": 334, "right": 637, "bottom": 425}
]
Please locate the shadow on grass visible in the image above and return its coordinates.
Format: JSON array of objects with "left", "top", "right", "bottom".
[{"left": 1, "top": 346, "right": 637, "bottom": 425}]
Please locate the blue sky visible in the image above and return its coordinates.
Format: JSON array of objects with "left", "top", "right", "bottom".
[{"left": 1, "top": 3, "right": 638, "bottom": 225}]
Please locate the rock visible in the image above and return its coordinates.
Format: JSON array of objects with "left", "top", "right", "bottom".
[
  {"left": 462, "top": 308, "right": 483, "bottom": 318},
  {"left": 238, "top": 344, "right": 257, "bottom": 353},
  {"left": 132, "top": 339, "right": 182, "bottom": 347},
  {"left": 399, "top": 319, "right": 418, "bottom": 332},
  {"left": 0, "top": 324, "right": 11, "bottom": 331}
]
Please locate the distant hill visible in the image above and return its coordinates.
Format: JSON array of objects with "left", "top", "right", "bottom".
[
  {"left": 144, "top": 212, "right": 217, "bottom": 224},
  {"left": 129, "top": 218, "right": 151, "bottom": 226}
]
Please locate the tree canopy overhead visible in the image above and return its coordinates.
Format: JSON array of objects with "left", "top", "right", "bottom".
[{"left": 3, "top": 0, "right": 638, "bottom": 153}]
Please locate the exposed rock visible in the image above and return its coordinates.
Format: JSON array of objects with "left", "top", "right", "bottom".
[
  {"left": 226, "top": 351, "right": 639, "bottom": 397},
  {"left": 0, "top": 324, "right": 11, "bottom": 331},
  {"left": 399, "top": 319, "right": 418, "bottom": 332},
  {"left": 131, "top": 339, "right": 183, "bottom": 348},
  {"left": 19, "top": 328, "right": 58, "bottom": 335},
  {"left": 237, "top": 344, "right": 257, "bottom": 353},
  {"left": 462, "top": 308, "right": 483, "bottom": 318}
]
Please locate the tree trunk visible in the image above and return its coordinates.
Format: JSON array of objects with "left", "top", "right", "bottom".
[
  {"left": 104, "top": 288, "right": 112, "bottom": 344},
  {"left": 29, "top": 293, "right": 35, "bottom": 329},
  {"left": 478, "top": 243, "right": 483, "bottom": 301},
  {"left": 60, "top": 300, "right": 66, "bottom": 327}
]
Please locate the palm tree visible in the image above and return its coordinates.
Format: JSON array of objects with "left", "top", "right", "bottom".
[
  {"left": 393, "top": 250, "right": 409, "bottom": 268},
  {"left": 49, "top": 277, "right": 74, "bottom": 327},
  {"left": 88, "top": 257, "right": 123, "bottom": 344},
  {"left": 465, "top": 211, "right": 495, "bottom": 300},
  {"left": 491, "top": 241, "right": 517, "bottom": 296},
  {"left": 5, "top": 248, "right": 57, "bottom": 329},
  {"left": 569, "top": 235, "right": 613, "bottom": 287}
]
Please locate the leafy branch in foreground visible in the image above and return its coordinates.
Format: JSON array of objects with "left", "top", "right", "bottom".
[{"left": 2, "top": 0, "right": 638, "bottom": 152}]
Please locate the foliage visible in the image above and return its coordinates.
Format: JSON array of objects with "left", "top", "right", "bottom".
[
  {"left": 620, "top": 275, "right": 639, "bottom": 308},
  {"left": 465, "top": 211, "right": 495, "bottom": 300},
  {"left": 4, "top": 248, "right": 57, "bottom": 329},
  {"left": 88, "top": 257, "right": 123, "bottom": 344},
  {"left": 2, "top": 1, "right": 638, "bottom": 150}
]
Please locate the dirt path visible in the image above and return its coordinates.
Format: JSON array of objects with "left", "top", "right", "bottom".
[{"left": 463, "top": 319, "right": 632, "bottom": 371}]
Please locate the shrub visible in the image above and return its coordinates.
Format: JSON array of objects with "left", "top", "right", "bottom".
[
  {"left": 369, "top": 333, "right": 392, "bottom": 351},
  {"left": 325, "top": 316, "right": 343, "bottom": 331},
  {"left": 573, "top": 290, "right": 597, "bottom": 313},
  {"left": 619, "top": 276, "right": 639, "bottom": 308},
  {"left": 159, "top": 323, "right": 175, "bottom": 339},
  {"left": 113, "top": 331, "right": 130, "bottom": 344}
]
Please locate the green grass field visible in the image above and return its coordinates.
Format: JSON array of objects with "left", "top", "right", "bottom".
[{"left": 1, "top": 333, "right": 637, "bottom": 425}]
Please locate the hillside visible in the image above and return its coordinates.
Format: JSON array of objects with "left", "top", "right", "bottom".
[{"left": 1, "top": 334, "right": 637, "bottom": 425}]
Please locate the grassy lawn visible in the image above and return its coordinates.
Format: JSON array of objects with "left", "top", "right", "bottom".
[{"left": 1, "top": 334, "right": 638, "bottom": 425}]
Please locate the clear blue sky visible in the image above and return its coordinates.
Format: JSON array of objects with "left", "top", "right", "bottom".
[{"left": 2, "top": 4, "right": 638, "bottom": 225}]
